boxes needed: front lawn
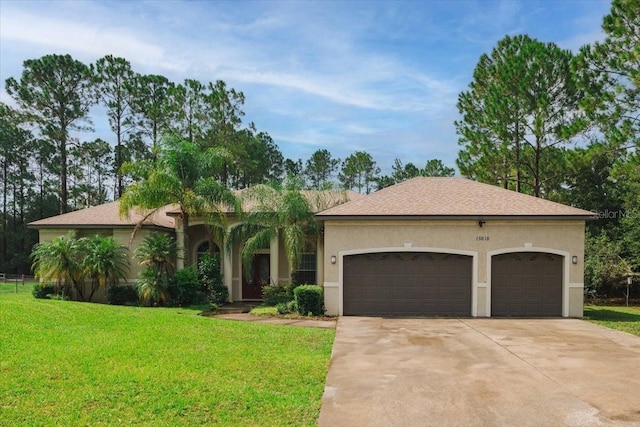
[584,305,640,337]
[0,293,334,426]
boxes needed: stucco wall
[322,219,586,317]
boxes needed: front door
[242,254,270,300]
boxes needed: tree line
[456,0,639,296]
[0,54,452,273]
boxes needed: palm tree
[119,135,241,265]
[227,183,341,281]
[83,235,130,302]
[135,232,177,305]
[30,232,86,299]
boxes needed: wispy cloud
[0,0,615,173]
[1,8,174,69]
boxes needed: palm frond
[283,223,305,274]
[240,227,277,279]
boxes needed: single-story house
[29,177,593,317]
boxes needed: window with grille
[196,241,220,266]
[292,252,316,285]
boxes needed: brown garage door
[343,252,472,316]
[491,252,562,317]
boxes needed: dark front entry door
[242,254,270,300]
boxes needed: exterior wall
[322,219,585,317]
[112,228,166,282]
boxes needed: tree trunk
[60,121,68,213]
[116,114,123,198]
[2,158,7,266]
[534,137,541,198]
[514,121,521,193]
[39,157,45,218]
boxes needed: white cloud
[0,0,614,174]
[0,8,176,72]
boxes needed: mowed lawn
[584,305,640,337]
[0,292,334,426]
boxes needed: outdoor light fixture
[331,255,337,264]
[628,276,633,286]
[572,255,578,264]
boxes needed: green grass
[0,293,335,426]
[584,305,640,337]
[0,280,37,295]
[251,305,280,316]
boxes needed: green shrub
[106,284,139,305]
[276,300,297,315]
[32,283,57,299]
[262,284,291,306]
[208,285,228,306]
[198,253,228,305]
[169,266,205,306]
[286,282,302,299]
[293,285,324,316]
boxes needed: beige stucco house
[30,177,592,317]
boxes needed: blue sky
[0,0,611,175]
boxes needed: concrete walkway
[318,317,640,427]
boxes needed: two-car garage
[317,177,591,318]
[342,251,563,317]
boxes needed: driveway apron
[318,317,640,427]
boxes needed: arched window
[196,241,220,266]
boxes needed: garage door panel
[491,252,562,317]
[344,252,472,316]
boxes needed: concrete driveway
[318,317,640,427]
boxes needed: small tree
[135,232,177,305]
[83,235,130,302]
[30,232,86,299]
[227,184,320,283]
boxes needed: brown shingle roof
[316,177,593,219]
[163,189,365,215]
[28,201,176,229]
[29,189,364,229]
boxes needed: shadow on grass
[584,307,640,322]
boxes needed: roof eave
[27,223,175,230]
[315,214,594,221]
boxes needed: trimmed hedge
[32,283,57,299]
[262,284,291,306]
[106,284,139,305]
[293,285,324,316]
